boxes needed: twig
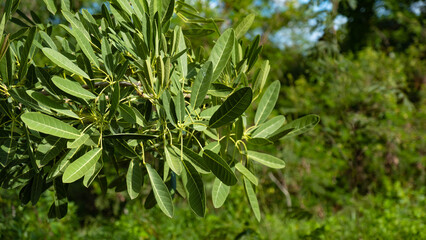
[268,172,292,207]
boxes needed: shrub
[0,0,318,219]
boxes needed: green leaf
[234,13,255,39]
[253,60,270,95]
[47,148,79,180]
[48,179,68,219]
[42,48,90,79]
[35,136,67,167]
[119,104,136,124]
[103,134,157,140]
[212,177,230,208]
[181,146,210,173]
[27,90,80,119]
[174,91,185,123]
[247,150,285,169]
[176,27,188,78]
[244,177,261,221]
[83,160,103,187]
[112,139,138,158]
[31,173,43,205]
[67,21,100,68]
[108,82,120,120]
[190,61,213,109]
[61,0,70,12]
[235,162,258,186]
[209,87,252,128]
[275,114,320,139]
[146,164,174,218]
[62,148,102,183]
[43,0,57,15]
[208,28,235,81]
[252,115,285,139]
[202,150,237,186]
[182,161,205,217]
[10,88,51,113]
[0,138,17,167]
[164,145,183,175]
[52,76,96,100]
[101,37,113,76]
[126,159,143,199]
[21,112,80,139]
[255,80,280,125]
[67,133,90,149]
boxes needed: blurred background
[1,0,425,239]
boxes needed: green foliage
[0,0,318,220]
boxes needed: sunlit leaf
[247,150,285,169]
[42,48,90,79]
[21,112,80,139]
[146,164,174,218]
[62,148,102,183]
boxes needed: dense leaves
[0,0,317,219]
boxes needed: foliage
[0,0,319,220]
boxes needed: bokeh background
[1,0,425,239]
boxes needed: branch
[268,172,292,207]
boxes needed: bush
[0,0,318,221]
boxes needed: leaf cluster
[0,0,318,220]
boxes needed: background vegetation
[1,0,425,239]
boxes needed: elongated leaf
[43,0,57,15]
[108,81,120,120]
[21,112,80,139]
[103,134,157,140]
[175,27,187,78]
[35,137,67,167]
[252,115,285,139]
[126,159,143,199]
[68,23,100,68]
[83,160,103,187]
[174,91,185,123]
[42,48,90,79]
[181,146,210,173]
[67,133,90,149]
[244,177,261,221]
[190,61,213,109]
[202,150,237,186]
[208,28,235,81]
[102,37,113,76]
[119,104,136,124]
[182,161,205,217]
[255,80,280,125]
[27,90,79,119]
[253,60,270,95]
[247,150,285,169]
[62,148,102,183]
[164,145,182,175]
[47,148,79,180]
[31,173,43,205]
[0,138,17,167]
[112,139,138,158]
[235,162,258,186]
[274,114,320,139]
[146,164,174,218]
[48,179,68,219]
[212,177,230,208]
[10,88,51,113]
[234,13,255,39]
[52,76,96,100]
[209,87,252,128]
[61,0,71,12]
